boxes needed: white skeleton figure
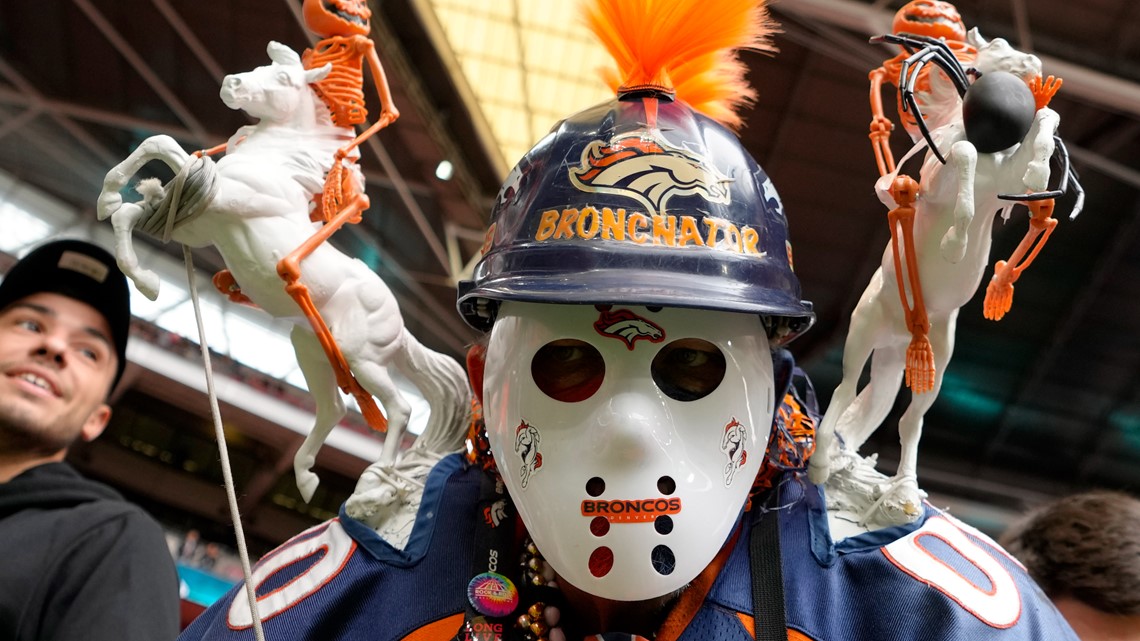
[96,42,470,516]
[809,31,1060,529]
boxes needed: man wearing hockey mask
[455,0,815,637]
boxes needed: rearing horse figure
[809,31,1070,526]
[96,41,470,503]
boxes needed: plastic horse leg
[886,174,935,393]
[277,194,388,432]
[984,198,1058,320]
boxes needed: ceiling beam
[0,56,119,166]
[72,0,211,142]
[149,0,228,83]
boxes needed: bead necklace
[516,537,565,641]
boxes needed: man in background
[0,238,180,640]
[1001,490,1140,641]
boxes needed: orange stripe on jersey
[399,612,464,641]
[656,526,740,641]
[734,613,818,641]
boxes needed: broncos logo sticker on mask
[594,306,665,350]
[569,134,732,216]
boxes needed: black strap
[750,501,788,641]
[456,469,519,641]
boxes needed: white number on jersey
[883,515,1021,628]
[228,520,356,628]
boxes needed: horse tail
[392,329,473,455]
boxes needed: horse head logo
[568,134,732,215]
[594,307,665,350]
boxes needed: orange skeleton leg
[277,193,387,432]
[888,175,935,394]
[983,198,1057,321]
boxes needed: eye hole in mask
[532,339,606,402]
[651,338,726,401]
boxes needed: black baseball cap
[0,239,131,392]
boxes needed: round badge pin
[466,571,519,617]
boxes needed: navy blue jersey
[180,454,1076,641]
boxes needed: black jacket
[0,462,180,641]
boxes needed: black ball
[963,71,1037,153]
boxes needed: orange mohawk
[581,0,777,131]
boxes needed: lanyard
[457,469,521,641]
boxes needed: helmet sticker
[721,418,748,486]
[520,131,768,259]
[514,420,543,488]
[568,133,731,216]
[593,305,665,350]
[761,175,785,218]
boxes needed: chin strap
[750,496,788,641]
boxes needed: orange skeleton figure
[983,74,1064,319]
[276,0,401,431]
[301,0,399,223]
[868,0,975,393]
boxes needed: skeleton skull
[303,0,372,38]
[892,0,967,43]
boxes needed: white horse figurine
[96,41,471,507]
[809,31,1060,527]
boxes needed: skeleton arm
[869,65,898,177]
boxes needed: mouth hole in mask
[590,516,610,537]
[651,338,726,402]
[651,545,676,575]
[532,339,605,402]
[589,546,614,577]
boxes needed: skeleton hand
[1030,74,1063,111]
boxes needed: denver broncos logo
[594,307,665,350]
[569,134,732,215]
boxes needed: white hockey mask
[483,301,776,601]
